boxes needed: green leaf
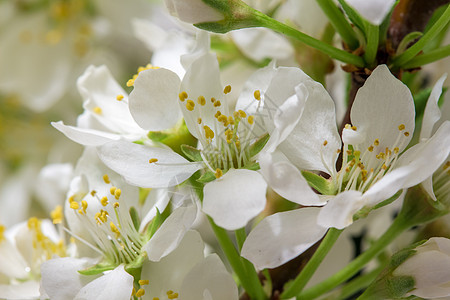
[129,207,140,232]
[338,0,367,34]
[301,170,333,195]
[78,261,116,276]
[248,133,270,158]
[181,144,203,162]
[396,32,423,55]
[197,171,216,184]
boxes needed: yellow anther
[126,79,135,87]
[101,196,109,206]
[110,187,117,195]
[394,147,399,154]
[114,189,122,200]
[248,115,254,125]
[70,201,80,210]
[218,115,227,124]
[110,222,120,237]
[368,145,374,152]
[90,190,97,196]
[444,161,450,169]
[214,100,221,107]
[168,293,179,299]
[215,111,222,118]
[68,195,75,203]
[354,150,361,157]
[149,158,158,164]
[211,97,216,103]
[382,164,387,170]
[136,289,145,297]
[233,111,240,119]
[235,140,240,148]
[238,110,246,118]
[103,174,110,184]
[224,85,232,94]
[254,90,261,100]
[81,200,88,214]
[398,124,405,131]
[139,280,149,285]
[0,225,5,242]
[116,94,124,101]
[78,209,84,215]
[167,291,174,296]
[113,202,119,208]
[93,107,102,114]
[197,96,206,105]
[351,126,357,131]
[51,205,63,224]
[346,150,352,155]
[374,139,380,146]
[179,91,188,102]
[336,149,342,153]
[132,287,136,296]
[404,132,410,137]
[345,167,350,172]
[215,169,223,179]
[204,125,215,140]
[186,100,195,111]
[197,118,202,124]
[344,124,352,129]
[153,298,160,300]
[323,140,328,146]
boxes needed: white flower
[98,35,311,230]
[52,65,148,147]
[343,0,396,25]
[393,237,450,298]
[0,218,67,299]
[242,65,450,269]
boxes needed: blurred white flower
[343,0,396,25]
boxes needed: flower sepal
[78,261,117,276]
[301,170,335,195]
[353,190,403,222]
[181,144,203,162]
[147,121,197,156]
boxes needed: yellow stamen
[213,100,221,107]
[398,124,405,131]
[197,118,202,124]
[93,107,102,114]
[103,174,110,184]
[113,202,119,208]
[323,140,328,146]
[110,222,120,237]
[404,132,410,137]
[186,100,195,111]
[204,125,215,140]
[101,196,108,206]
[374,139,380,146]
[51,205,63,224]
[254,90,261,100]
[139,280,149,285]
[114,189,122,200]
[215,169,223,178]
[197,96,206,105]
[110,187,117,195]
[248,115,254,125]
[179,91,188,102]
[223,85,232,94]
[70,201,79,210]
[116,94,124,101]
[136,289,145,297]
[126,79,135,87]
[149,158,158,164]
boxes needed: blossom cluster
[0,0,449,299]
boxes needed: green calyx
[148,120,197,156]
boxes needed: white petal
[394,251,450,298]
[420,74,447,140]
[281,79,341,175]
[41,257,95,300]
[343,0,396,25]
[317,191,365,229]
[264,84,307,153]
[52,121,120,146]
[132,19,168,51]
[129,68,182,131]
[0,238,29,279]
[179,52,225,139]
[164,0,224,24]
[35,163,73,212]
[98,140,202,188]
[259,152,325,206]
[142,230,204,298]
[231,28,294,61]
[350,65,415,153]
[180,254,239,300]
[75,265,133,300]
[139,188,171,232]
[0,281,40,299]
[203,169,267,230]
[241,208,327,269]
[145,205,197,261]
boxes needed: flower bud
[164,0,224,24]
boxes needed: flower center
[67,174,145,265]
[178,86,262,177]
[434,161,450,201]
[325,123,411,193]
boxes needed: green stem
[401,44,450,69]
[253,12,365,67]
[391,4,450,67]
[297,216,409,300]
[316,0,359,49]
[364,24,379,67]
[208,217,266,300]
[281,228,342,299]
